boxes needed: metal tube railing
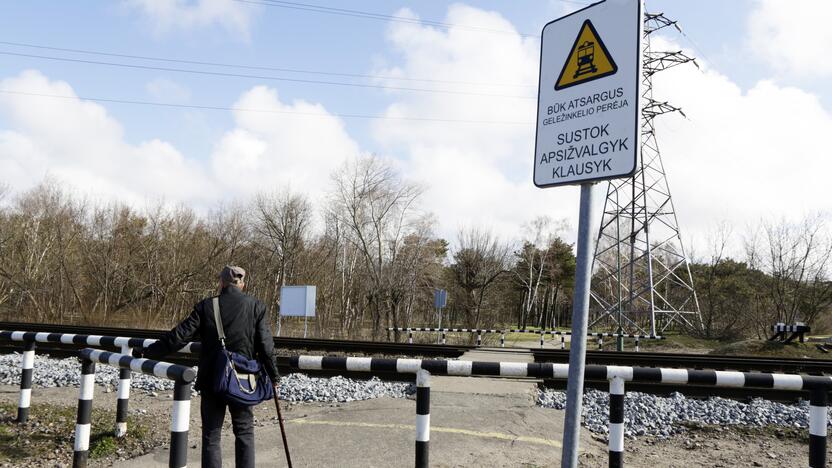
[74,348,196,468]
[290,355,832,467]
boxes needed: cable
[0,51,536,100]
[234,0,548,39]
[0,40,535,89]
[0,89,535,126]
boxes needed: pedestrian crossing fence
[74,348,196,468]
[0,330,198,432]
[290,355,832,468]
[389,327,662,350]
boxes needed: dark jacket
[143,286,279,391]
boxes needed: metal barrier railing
[75,348,196,468]
[0,330,199,434]
[290,355,832,468]
[388,327,663,350]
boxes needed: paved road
[121,349,606,467]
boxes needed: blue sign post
[434,289,447,344]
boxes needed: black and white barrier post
[441,332,446,345]
[608,376,625,468]
[560,336,565,350]
[73,359,95,467]
[634,337,639,352]
[74,349,196,468]
[500,333,505,348]
[170,380,192,468]
[17,339,35,423]
[115,345,132,437]
[539,332,544,349]
[476,332,482,347]
[408,331,413,344]
[415,369,430,468]
[809,388,827,468]
[598,337,603,350]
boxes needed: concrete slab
[118,393,606,467]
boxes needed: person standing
[141,265,279,468]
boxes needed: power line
[234,0,551,39]
[0,40,534,89]
[0,89,534,126]
[0,50,536,100]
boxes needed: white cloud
[371,5,580,242]
[0,70,211,206]
[369,4,832,249]
[124,0,255,38]
[209,86,362,202]
[0,71,361,212]
[145,77,191,102]
[746,0,832,78]
[649,36,832,244]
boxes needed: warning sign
[555,20,618,90]
[533,0,642,188]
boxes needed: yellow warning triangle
[555,19,618,90]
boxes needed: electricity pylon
[589,13,703,337]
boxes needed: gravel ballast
[538,388,826,438]
[0,353,414,402]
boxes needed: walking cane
[274,392,293,468]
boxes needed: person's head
[218,265,246,290]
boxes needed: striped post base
[415,369,430,468]
[115,345,132,437]
[809,389,827,468]
[17,340,35,423]
[73,359,96,468]
[608,376,625,468]
[170,381,192,468]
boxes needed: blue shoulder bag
[212,297,274,406]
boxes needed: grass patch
[710,339,831,359]
[0,401,161,465]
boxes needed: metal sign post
[560,183,597,466]
[434,289,447,344]
[533,0,642,466]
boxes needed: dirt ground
[0,383,828,467]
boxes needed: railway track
[0,321,471,359]
[530,348,832,375]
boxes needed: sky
[0,0,830,255]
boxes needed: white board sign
[534,0,642,187]
[279,285,316,317]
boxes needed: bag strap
[213,296,226,348]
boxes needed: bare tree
[451,227,511,328]
[329,156,425,338]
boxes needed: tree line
[0,157,829,341]
[0,157,575,340]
